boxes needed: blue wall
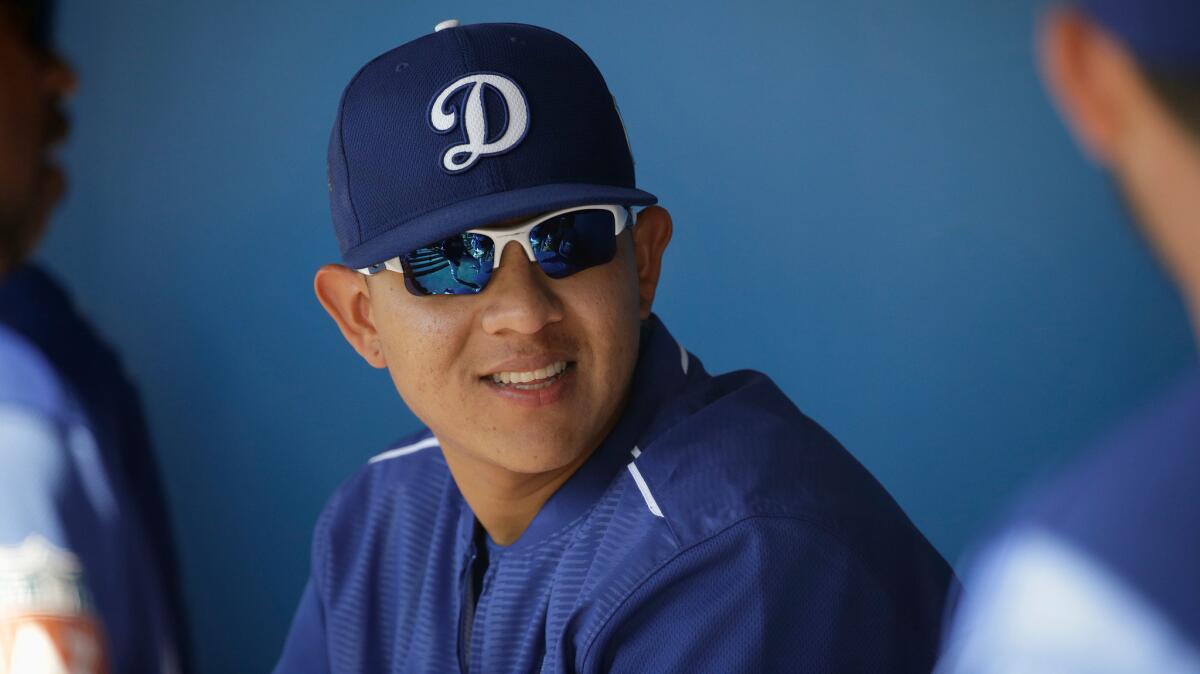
[39,1,1196,671]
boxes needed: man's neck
[440,442,596,547]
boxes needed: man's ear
[313,264,388,368]
[1038,7,1136,165]
[631,206,673,320]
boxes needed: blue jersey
[938,368,1200,672]
[0,264,188,673]
[1024,367,1200,644]
[275,315,954,673]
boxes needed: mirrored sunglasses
[356,204,633,296]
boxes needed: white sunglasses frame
[355,204,633,276]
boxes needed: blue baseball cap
[1079,0,1200,72]
[327,20,658,269]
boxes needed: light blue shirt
[939,527,1200,674]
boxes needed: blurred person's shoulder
[944,367,1200,672]
[0,321,73,424]
[940,525,1200,674]
[0,283,84,507]
[0,321,115,674]
[1019,366,1200,644]
[0,321,78,514]
[1029,366,1200,524]
[0,318,87,551]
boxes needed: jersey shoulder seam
[367,434,440,464]
[311,431,445,598]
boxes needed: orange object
[0,613,107,674]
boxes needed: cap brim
[341,183,658,269]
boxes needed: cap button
[434,19,460,32]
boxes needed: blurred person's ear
[314,264,388,368]
[1038,7,1144,165]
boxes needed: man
[276,20,953,673]
[0,1,189,671]
[939,1,1200,672]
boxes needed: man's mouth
[487,361,573,390]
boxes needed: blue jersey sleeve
[583,517,926,674]
[0,406,115,669]
[0,406,80,548]
[273,580,331,674]
[275,481,343,674]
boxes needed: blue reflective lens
[401,232,495,295]
[530,209,618,279]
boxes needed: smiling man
[274,20,954,673]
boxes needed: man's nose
[479,241,564,336]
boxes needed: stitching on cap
[337,50,397,246]
[336,100,363,246]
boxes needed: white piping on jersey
[626,446,663,518]
[677,341,689,375]
[368,435,440,464]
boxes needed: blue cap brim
[340,183,658,269]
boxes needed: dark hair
[0,0,52,51]
[1143,70,1200,142]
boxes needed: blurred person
[0,1,189,672]
[274,19,954,673]
[939,1,1200,672]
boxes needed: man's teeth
[490,361,568,386]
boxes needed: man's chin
[1,166,65,269]
[485,435,595,477]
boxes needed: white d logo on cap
[430,73,529,173]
